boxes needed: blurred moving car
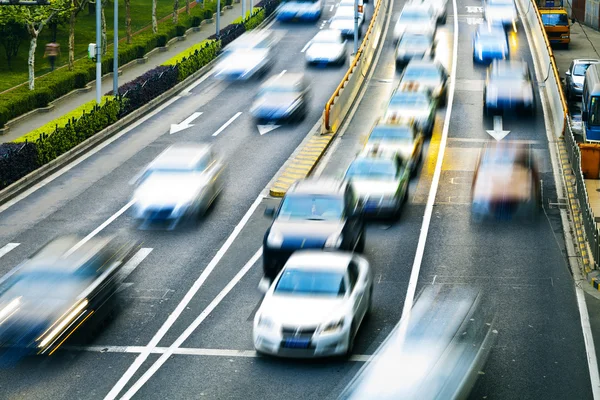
[253,250,373,357]
[393,3,437,43]
[423,0,448,24]
[250,73,310,123]
[344,150,410,219]
[472,23,510,64]
[395,32,436,68]
[330,6,365,38]
[483,59,535,116]
[131,143,225,228]
[276,0,324,22]
[262,178,366,280]
[398,59,448,105]
[484,0,518,31]
[364,122,423,174]
[0,236,138,356]
[565,59,600,100]
[213,31,276,81]
[339,0,365,18]
[471,142,541,221]
[305,29,348,66]
[382,89,437,136]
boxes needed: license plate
[284,338,310,348]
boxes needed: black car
[0,236,138,356]
[263,178,366,280]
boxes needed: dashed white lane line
[65,345,372,362]
[212,112,243,137]
[120,248,153,281]
[120,249,263,400]
[0,243,19,259]
[277,69,287,78]
[330,4,334,11]
[104,192,265,400]
[301,42,311,53]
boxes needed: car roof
[402,3,433,11]
[405,59,442,70]
[313,29,343,41]
[573,59,600,64]
[262,73,305,89]
[285,250,353,272]
[491,59,528,75]
[150,144,212,170]
[288,178,347,195]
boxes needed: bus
[276,0,324,22]
[583,64,600,142]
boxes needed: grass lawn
[0,0,182,93]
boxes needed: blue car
[473,25,509,64]
[276,0,323,22]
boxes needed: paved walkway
[0,2,245,143]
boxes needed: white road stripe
[65,200,136,257]
[212,112,243,137]
[277,69,287,78]
[104,193,265,400]
[120,249,263,400]
[330,4,334,11]
[65,345,372,361]
[120,248,153,281]
[301,42,311,53]
[0,243,19,259]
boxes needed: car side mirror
[565,70,571,76]
[264,206,276,217]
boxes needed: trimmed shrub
[255,0,281,16]
[204,9,214,19]
[170,40,221,82]
[209,23,246,48]
[244,8,266,30]
[117,65,179,116]
[176,24,187,36]
[0,142,39,190]
[13,97,113,143]
[192,16,202,27]
[163,39,219,67]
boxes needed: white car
[213,48,273,81]
[393,3,437,43]
[395,32,435,67]
[420,0,448,23]
[305,29,348,65]
[484,0,518,31]
[339,0,365,18]
[131,144,225,229]
[253,251,373,357]
[330,6,365,38]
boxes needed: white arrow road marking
[486,115,510,141]
[258,125,281,135]
[0,243,19,259]
[212,112,243,137]
[466,6,483,12]
[170,112,203,134]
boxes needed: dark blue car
[473,25,509,64]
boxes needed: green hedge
[13,97,113,143]
[244,8,266,30]
[163,40,220,67]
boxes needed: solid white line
[120,248,153,281]
[120,249,263,400]
[0,96,182,216]
[65,200,136,257]
[398,0,458,331]
[104,194,265,400]
[301,42,311,53]
[277,69,287,78]
[330,4,334,11]
[0,243,19,259]
[212,112,243,137]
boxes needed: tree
[152,0,157,34]
[0,17,28,68]
[67,0,89,70]
[101,0,106,55]
[186,0,190,14]
[125,0,131,44]
[173,0,179,24]
[0,1,70,90]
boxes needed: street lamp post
[96,0,101,104]
[353,0,358,55]
[242,0,246,19]
[216,0,221,36]
[114,0,119,95]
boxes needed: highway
[0,0,595,398]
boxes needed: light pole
[242,0,246,19]
[114,0,119,95]
[353,0,358,55]
[216,0,221,36]
[96,0,102,104]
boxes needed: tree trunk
[101,2,107,56]
[173,0,179,24]
[126,0,132,44]
[69,6,76,70]
[186,0,190,14]
[28,35,37,91]
[152,0,158,34]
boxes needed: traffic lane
[131,354,361,400]
[0,351,149,400]
[414,203,592,399]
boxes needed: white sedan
[253,250,373,358]
[305,29,347,66]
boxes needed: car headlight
[320,319,344,334]
[267,230,284,248]
[324,233,343,248]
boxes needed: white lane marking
[301,41,311,53]
[170,112,203,134]
[120,249,263,400]
[65,345,372,361]
[64,200,136,257]
[0,243,19,259]
[515,0,600,394]
[104,194,265,400]
[398,0,458,338]
[277,69,287,78]
[330,4,334,11]
[212,112,243,137]
[0,96,182,216]
[120,248,153,281]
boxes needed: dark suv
[262,178,366,280]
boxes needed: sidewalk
[0,2,245,143]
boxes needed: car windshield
[261,85,298,95]
[278,194,344,220]
[492,64,526,80]
[541,13,568,26]
[346,158,398,180]
[314,33,342,44]
[369,126,413,140]
[274,269,346,297]
[400,35,431,47]
[399,9,430,22]
[6,270,89,300]
[573,63,595,76]
[478,34,506,47]
[590,97,600,127]
[389,93,429,108]
[403,66,439,80]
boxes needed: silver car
[213,31,276,80]
[131,144,225,228]
[330,6,364,38]
[395,32,436,68]
[382,89,437,136]
[484,0,518,31]
[565,59,600,100]
[305,29,348,66]
[393,3,437,43]
[250,73,310,123]
[398,59,448,105]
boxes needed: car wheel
[345,321,356,357]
